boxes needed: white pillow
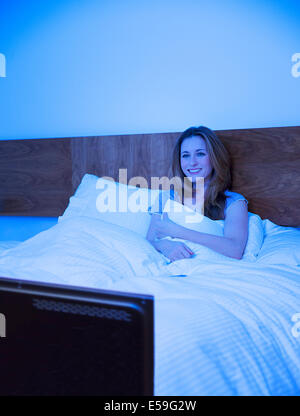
[161,199,264,261]
[256,220,300,266]
[244,213,265,260]
[217,212,264,261]
[163,199,223,235]
[59,174,164,237]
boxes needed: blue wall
[0,0,300,140]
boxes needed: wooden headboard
[0,126,299,227]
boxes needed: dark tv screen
[0,276,153,396]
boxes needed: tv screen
[0,276,153,396]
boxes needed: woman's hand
[155,238,194,263]
[151,213,182,239]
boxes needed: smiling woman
[171,126,232,219]
[146,126,249,261]
[180,137,213,184]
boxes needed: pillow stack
[60,174,266,262]
[59,174,165,237]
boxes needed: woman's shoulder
[224,190,248,210]
[224,190,246,200]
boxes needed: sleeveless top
[224,190,248,214]
[148,189,248,216]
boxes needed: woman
[146,126,249,262]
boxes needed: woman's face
[180,136,213,183]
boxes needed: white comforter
[0,216,300,396]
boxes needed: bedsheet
[0,241,21,255]
[0,216,300,396]
[113,265,300,395]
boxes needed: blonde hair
[171,126,231,220]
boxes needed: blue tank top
[224,190,248,213]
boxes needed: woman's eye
[181,152,205,158]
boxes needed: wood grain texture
[70,133,179,191]
[216,127,300,226]
[0,138,73,216]
[0,126,299,226]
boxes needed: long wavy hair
[171,126,232,220]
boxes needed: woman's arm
[146,214,194,261]
[153,200,249,260]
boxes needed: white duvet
[0,216,300,396]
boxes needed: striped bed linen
[0,215,299,395]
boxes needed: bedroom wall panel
[0,138,73,216]
[0,127,299,226]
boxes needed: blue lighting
[0,0,299,139]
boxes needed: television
[0,276,154,396]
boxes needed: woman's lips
[187,168,202,174]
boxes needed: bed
[0,126,300,396]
